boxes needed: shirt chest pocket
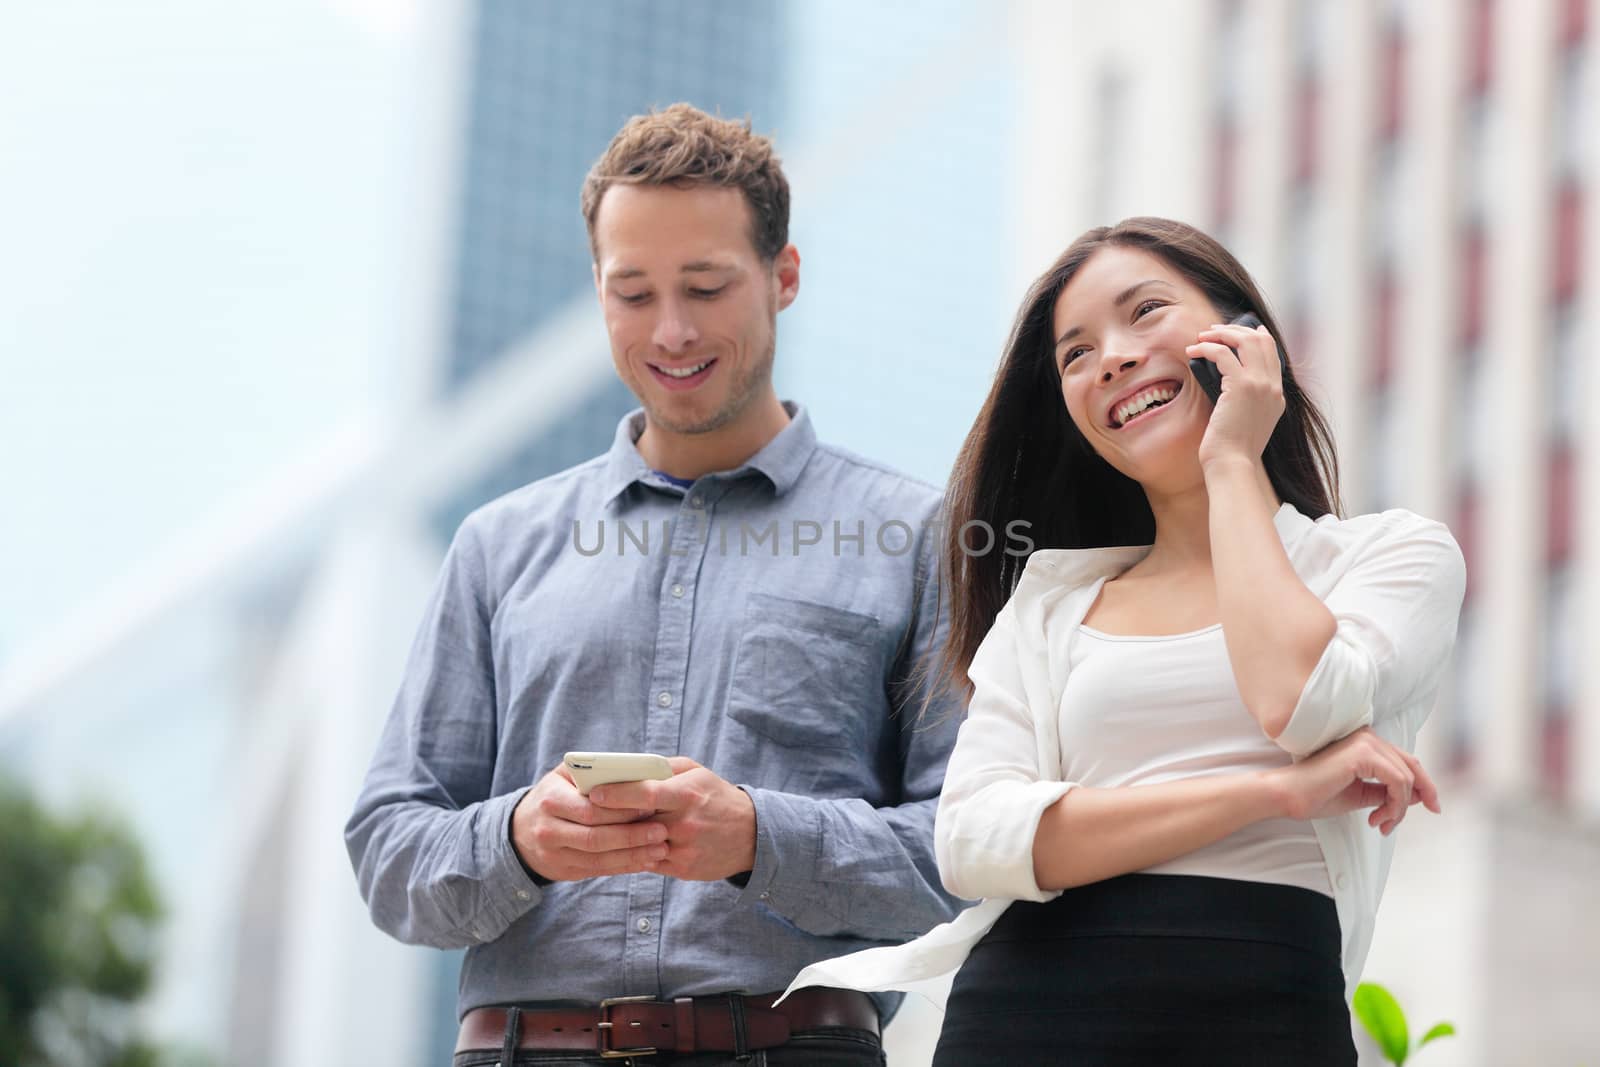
[725,593,886,756]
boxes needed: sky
[0,0,432,664]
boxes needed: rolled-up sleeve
[344,518,542,948]
[1275,517,1467,758]
[934,598,1076,904]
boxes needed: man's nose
[652,301,699,352]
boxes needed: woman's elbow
[938,853,998,902]
[1250,652,1326,739]
[1258,698,1298,740]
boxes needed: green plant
[1353,981,1456,1065]
[0,771,177,1066]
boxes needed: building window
[1377,20,1405,140]
[1211,0,1244,236]
[1285,188,1318,366]
[1552,303,1581,441]
[1455,482,1480,603]
[1555,43,1589,177]
[1459,223,1487,347]
[1542,564,1576,803]
[1455,352,1490,488]
[1213,118,1238,233]
[1552,179,1583,304]
[1371,264,1398,389]
[1547,441,1576,565]
[1450,605,1480,774]
[1293,75,1320,185]
[1459,95,1493,222]
[1372,139,1406,264]
[1561,0,1588,46]
[1542,713,1571,804]
[1366,390,1395,512]
[1467,0,1494,93]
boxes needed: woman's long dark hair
[928,217,1342,705]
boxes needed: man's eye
[689,286,726,299]
[618,292,649,305]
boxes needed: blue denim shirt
[345,403,965,1018]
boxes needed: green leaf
[1353,983,1411,1065]
[1418,1022,1456,1048]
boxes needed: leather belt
[455,987,878,1059]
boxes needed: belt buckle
[598,995,659,1059]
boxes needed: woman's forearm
[1205,457,1337,737]
[1032,771,1288,891]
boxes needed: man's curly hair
[581,103,790,262]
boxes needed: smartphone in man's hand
[563,751,673,796]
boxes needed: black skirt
[933,874,1357,1066]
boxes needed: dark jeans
[451,1027,884,1067]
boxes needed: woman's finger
[1398,748,1442,814]
[1194,324,1265,373]
[1361,741,1414,832]
[1185,341,1246,387]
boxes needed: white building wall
[1006,2,1600,1063]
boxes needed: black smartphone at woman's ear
[1188,312,1289,404]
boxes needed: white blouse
[1064,623,1331,896]
[784,503,1465,1008]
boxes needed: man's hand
[510,764,669,882]
[589,758,757,881]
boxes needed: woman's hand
[1270,727,1441,835]
[1188,322,1286,471]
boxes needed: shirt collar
[600,400,817,507]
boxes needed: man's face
[592,184,799,437]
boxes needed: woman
[784,218,1465,1063]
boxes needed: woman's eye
[1062,346,1089,368]
[1133,299,1164,319]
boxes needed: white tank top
[1060,622,1333,897]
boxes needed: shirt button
[657,691,673,708]
[671,584,685,598]
[1335,873,1350,891]
[636,918,652,933]
[759,892,769,900]
[516,889,531,901]
[688,494,704,508]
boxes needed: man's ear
[773,244,801,311]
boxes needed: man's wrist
[507,791,552,887]
[733,783,758,877]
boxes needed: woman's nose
[1099,354,1142,383]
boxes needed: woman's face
[1051,245,1224,488]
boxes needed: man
[346,104,964,1066]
